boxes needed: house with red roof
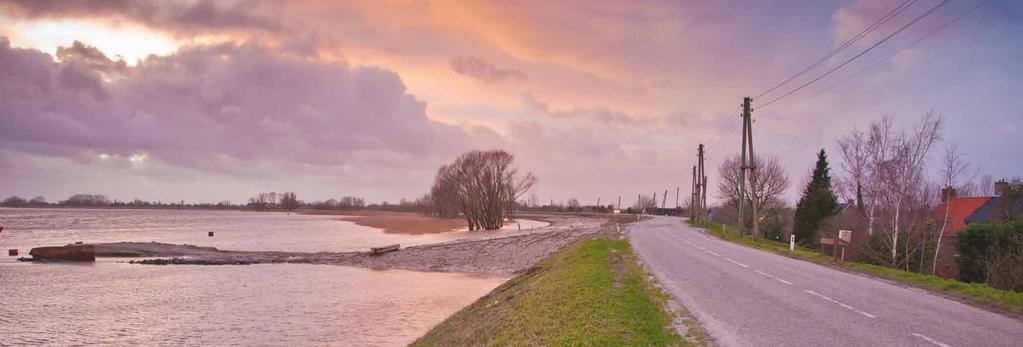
[932,195,989,278]
[932,180,1021,279]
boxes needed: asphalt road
[629,216,1023,347]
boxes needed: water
[0,208,548,253]
[0,208,533,346]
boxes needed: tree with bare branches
[431,150,537,230]
[933,142,970,274]
[717,154,790,237]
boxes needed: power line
[759,0,952,109]
[797,0,992,105]
[753,0,919,99]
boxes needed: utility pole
[662,189,667,209]
[696,144,707,223]
[691,165,697,219]
[738,97,759,239]
[617,196,621,209]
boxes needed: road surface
[629,216,1023,346]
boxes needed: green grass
[412,236,706,346]
[687,219,1023,314]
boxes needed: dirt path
[117,214,612,275]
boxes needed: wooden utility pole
[662,190,667,209]
[738,97,759,239]
[617,196,621,209]
[696,144,707,222]
[691,165,697,219]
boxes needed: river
[0,208,542,346]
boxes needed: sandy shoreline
[80,213,617,275]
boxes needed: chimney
[940,186,957,203]
[994,180,1009,196]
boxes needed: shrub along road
[629,216,1023,346]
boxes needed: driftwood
[28,244,96,261]
[370,244,400,255]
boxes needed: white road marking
[804,290,876,319]
[705,250,721,257]
[697,246,706,251]
[753,269,793,285]
[725,258,749,268]
[911,333,951,347]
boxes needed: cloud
[0,0,280,36]
[450,56,527,84]
[0,38,473,187]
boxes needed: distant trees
[430,150,537,230]
[793,150,838,246]
[61,194,112,206]
[632,195,657,211]
[2,196,28,207]
[280,192,299,210]
[716,154,790,237]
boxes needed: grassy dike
[687,219,1023,315]
[412,232,707,346]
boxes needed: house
[931,194,990,278]
[931,180,1022,279]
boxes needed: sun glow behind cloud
[2,14,178,64]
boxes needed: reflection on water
[0,208,522,346]
[0,260,505,346]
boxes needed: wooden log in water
[29,244,95,261]
[369,244,400,255]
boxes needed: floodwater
[0,208,536,346]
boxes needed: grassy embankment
[687,219,1023,315]
[413,231,707,346]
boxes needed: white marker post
[789,234,795,251]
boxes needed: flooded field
[0,208,529,346]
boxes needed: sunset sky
[1,0,1021,206]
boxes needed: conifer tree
[793,149,838,246]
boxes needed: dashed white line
[704,250,721,257]
[911,333,951,347]
[804,290,876,319]
[724,258,749,268]
[753,269,793,285]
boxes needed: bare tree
[431,150,537,230]
[838,129,870,210]
[887,112,942,266]
[978,175,994,196]
[717,154,789,235]
[933,142,970,274]
[844,113,943,268]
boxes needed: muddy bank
[113,214,615,275]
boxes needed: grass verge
[687,219,1023,315]
[412,234,706,346]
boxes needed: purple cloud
[450,56,527,85]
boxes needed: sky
[1,0,1021,206]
